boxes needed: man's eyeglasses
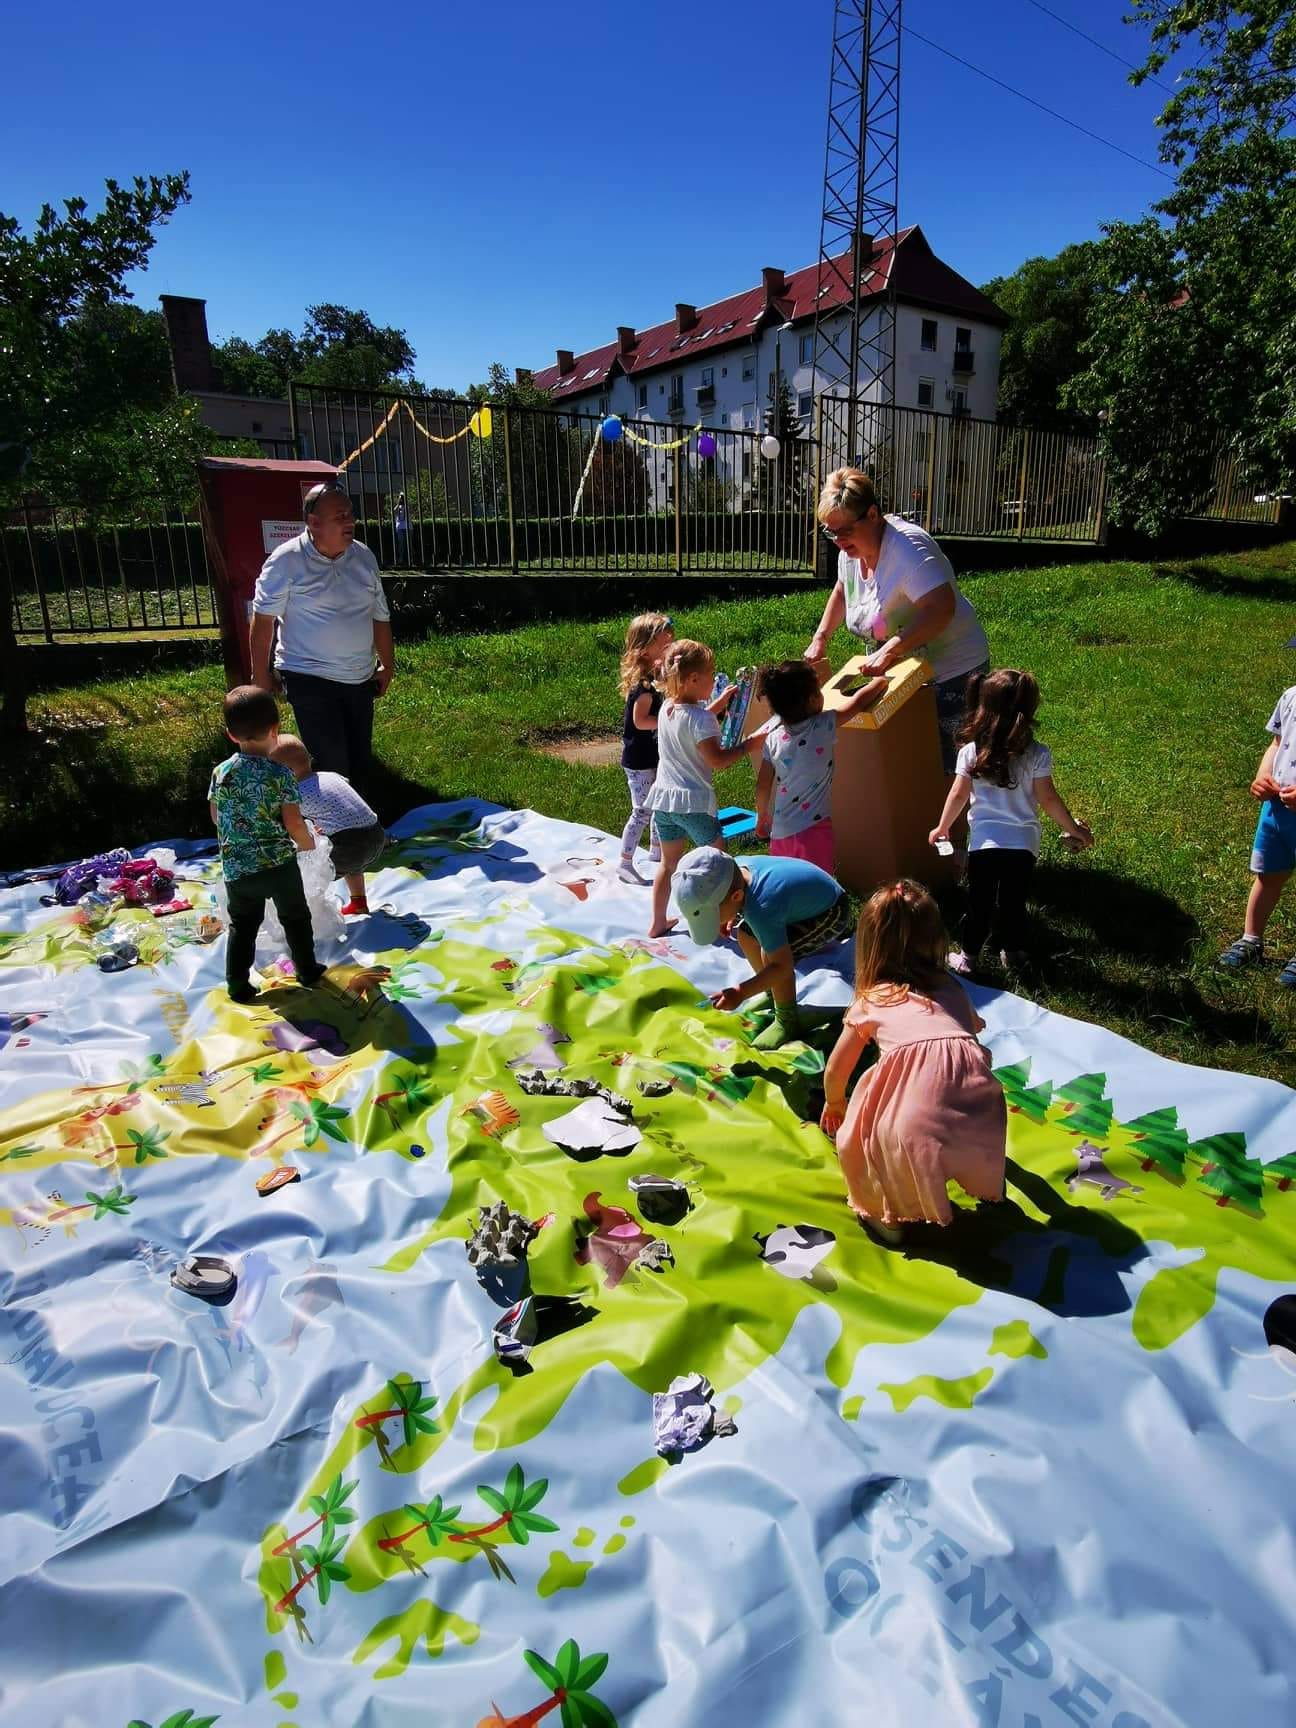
[821,522,857,544]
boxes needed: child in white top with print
[270,734,386,917]
[929,669,1092,975]
[646,639,762,937]
[754,659,884,873]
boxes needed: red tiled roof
[530,227,1008,395]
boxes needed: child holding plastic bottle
[929,668,1092,976]
[645,639,761,937]
[821,879,1007,1245]
[270,733,386,916]
[617,612,675,884]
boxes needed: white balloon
[760,434,781,460]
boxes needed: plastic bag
[211,832,347,970]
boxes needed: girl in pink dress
[821,879,1007,1243]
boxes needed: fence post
[1016,429,1031,540]
[0,533,26,735]
[21,500,54,644]
[673,445,683,577]
[502,406,518,574]
[924,413,936,533]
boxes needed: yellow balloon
[469,406,493,440]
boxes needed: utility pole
[810,0,902,472]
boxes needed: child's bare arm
[755,758,775,838]
[631,691,659,732]
[209,800,218,828]
[697,734,758,773]
[821,1020,868,1135]
[1252,739,1282,800]
[1036,775,1092,848]
[836,676,888,723]
[929,775,971,843]
[706,684,737,716]
[282,804,316,851]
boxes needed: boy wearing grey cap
[674,847,851,1047]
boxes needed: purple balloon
[697,432,717,459]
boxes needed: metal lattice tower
[810,0,901,469]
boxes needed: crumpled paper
[629,1173,693,1226]
[652,1372,737,1459]
[542,1096,641,1160]
[493,1297,537,1366]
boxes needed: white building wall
[553,303,1003,510]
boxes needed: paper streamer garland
[338,401,493,472]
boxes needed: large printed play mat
[2,800,1295,1728]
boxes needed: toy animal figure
[1067,1141,1143,1203]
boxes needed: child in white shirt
[645,640,762,937]
[929,669,1091,974]
[270,734,386,916]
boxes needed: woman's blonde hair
[660,638,715,700]
[816,467,880,526]
[619,612,673,698]
[854,878,949,1007]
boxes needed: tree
[1263,1152,1296,1193]
[0,172,191,493]
[1069,3,1296,532]
[211,303,426,398]
[1053,1073,1113,1141]
[1125,1107,1190,1179]
[753,378,807,512]
[1191,1131,1264,1209]
[980,243,1103,430]
[993,1059,1053,1125]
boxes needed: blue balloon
[600,415,623,443]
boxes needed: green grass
[3,543,1295,1082]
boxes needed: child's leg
[620,769,655,862]
[648,837,688,936]
[267,859,325,983]
[993,851,1035,955]
[750,945,800,1048]
[224,873,266,997]
[960,852,997,957]
[1245,871,1288,940]
[343,871,368,903]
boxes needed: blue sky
[2,0,1183,390]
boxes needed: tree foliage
[1070,2,1296,531]
[211,303,424,396]
[981,242,1103,431]
[0,173,191,496]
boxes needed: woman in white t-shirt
[929,669,1093,973]
[806,467,990,770]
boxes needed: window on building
[955,326,971,351]
[669,374,684,408]
[951,387,969,416]
[701,366,714,388]
[741,451,753,483]
[799,333,813,365]
[720,412,729,426]
[917,377,935,409]
[742,355,756,382]
[797,393,812,419]
[597,395,608,416]
[921,318,938,351]
[638,384,648,408]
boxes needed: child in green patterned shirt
[209,686,326,1003]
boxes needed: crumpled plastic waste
[541,1095,641,1160]
[493,1296,537,1366]
[211,831,345,966]
[514,1069,623,1109]
[652,1372,737,1460]
[95,942,140,974]
[629,1173,693,1225]
[755,1223,836,1281]
[47,848,132,906]
[574,1191,675,1290]
[636,1079,674,1098]
[170,1254,237,1301]
[101,857,176,906]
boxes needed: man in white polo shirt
[249,483,394,784]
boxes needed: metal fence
[290,385,817,576]
[3,500,214,641]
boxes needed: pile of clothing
[45,851,177,908]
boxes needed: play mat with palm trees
[1,801,1294,1728]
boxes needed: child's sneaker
[1279,957,1296,989]
[947,948,974,977]
[341,897,369,917]
[228,981,259,1005]
[1218,935,1264,971]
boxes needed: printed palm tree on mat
[479,1642,616,1727]
[271,1473,358,1557]
[47,1185,136,1225]
[215,1059,283,1095]
[0,1144,37,1163]
[118,1127,170,1164]
[377,1464,557,1581]
[273,1527,350,1617]
[354,1379,439,1463]
[122,1054,166,1093]
[127,1712,219,1728]
[260,1098,349,1157]
[373,1071,438,1130]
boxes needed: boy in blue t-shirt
[674,847,851,1047]
[1219,683,1296,984]
[209,686,326,1003]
